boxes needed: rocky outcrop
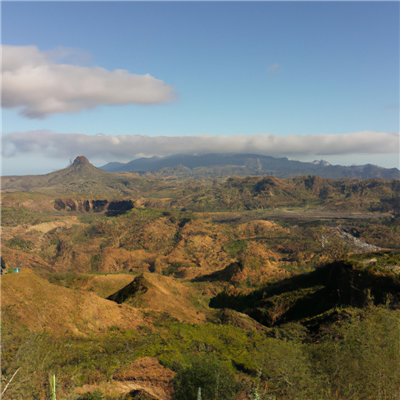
[54,199,134,213]
[113,357,176,400]
[107,274,150,304]
[194,262,244,282]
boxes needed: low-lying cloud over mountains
[3,130,399,164]
[2,45,177,119]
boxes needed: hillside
[1,268,147,336]
[210,257,400,330]
[100,153,400,179]
[1,156,141,197]
[107,273,208,323]
[159,175,400,214]
[2,159,399,216]
[2,158,400,400]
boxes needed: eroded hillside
[2,160,400,399]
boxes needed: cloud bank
[3,131,399,163]
[2,45,177,119]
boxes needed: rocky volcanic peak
[61,155,100,176]
[71,156,90,166]
[0,154,140,196]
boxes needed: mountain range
[2,156,399,216]
[100,153,400,179]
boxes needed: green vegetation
[6,237,34,252]
[78,390,105,400]
[2,305,399,399]
[2,163,400,399]
[210,259,400,328]
[1,206,52,227]
[172,355,239,400]
[78,214,109,224]
[48,273,91,289]
[90,254,103,271]
[224,240,247,257]
[156,176,400,214]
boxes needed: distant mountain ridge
[100,153,400,179]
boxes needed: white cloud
[3,130,399,164]
[267,63,281,73]
[2,45,178,119]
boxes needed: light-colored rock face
[74,357,176,400]
[26,216,80,233]
[113,357,176,400]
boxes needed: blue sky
[2,1,399,175]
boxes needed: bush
[6,237,33,252]
[224,240,247,257]
[173,355,240,400]
[90,255,103,271]
[310,306,400,399]
[78,390,104,400]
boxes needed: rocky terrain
[1,156,400,400]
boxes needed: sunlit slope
[47,271,209,324]
[107,273,208,323]
[1,268,146,335]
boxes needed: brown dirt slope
[107,273,207,323]
[72,274,140,298]
[1,268,146,335]
[1,246,56,272]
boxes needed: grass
[1,206,52,227]
[2,262,400,399]
[47,273,92,289]
[3,305,399,399]
[224,240,248,257]
[2,182,400,399]
[5,237,34,252]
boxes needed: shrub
[224,240,247,257]
[310,306,400,398]
[173,355,240,400]
[91,255,103,271]
[6,237,33,252]
[78,390,104,400]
